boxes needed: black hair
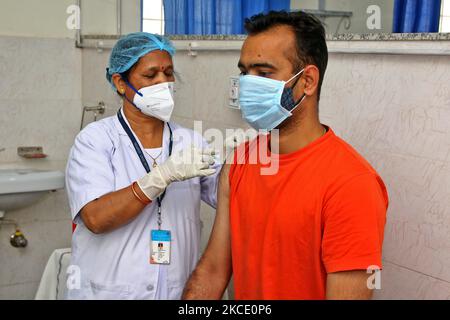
[115,69,131,96]
[120,69,131,82]
[244,10,328,99]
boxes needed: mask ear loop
[290,93,307,114]
[121,78,142,111]
[123,79,143,97]
[286,69,307,113]
[285,68,305,85]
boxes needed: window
[440,0,450,32]
[142,0,164,35]
[142,0,289,35]
[144,1,449,35]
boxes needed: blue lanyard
[117,109,173,214]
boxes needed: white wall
[321,52,450,299]
[0,0,76,38]
[0,36,81,299]
[0,0,141,38]
[0,0,141,300]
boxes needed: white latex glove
[137,145,216,201]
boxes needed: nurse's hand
[137,145,216,201]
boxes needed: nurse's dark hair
[115,69,131,96]
[120,69,131,81]
[244,10,328,100]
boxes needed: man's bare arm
[326,270,375,300]
[182,162,232,300]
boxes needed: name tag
[150,230,171,265]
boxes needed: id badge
[150,230,171,265]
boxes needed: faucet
[80,102,106,130]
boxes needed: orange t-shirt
[229,128,388,300]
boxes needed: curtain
[163,0,290,35]
[393,0,442,33]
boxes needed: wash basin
[0,169,65,214]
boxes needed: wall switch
[229,76,240,109]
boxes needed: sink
[0,169,65,216]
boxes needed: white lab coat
[65,109,221,300]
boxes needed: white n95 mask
[125,81,175,122]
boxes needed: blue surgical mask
[239,69,306,131]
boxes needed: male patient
[183,11,388,300]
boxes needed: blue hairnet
[106,32,176,88]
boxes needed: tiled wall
[0,36,81,299]
[320,53,450,299]
[0,0,141,299]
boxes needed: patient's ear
[302,65,320,97]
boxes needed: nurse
[65,32,221,299]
